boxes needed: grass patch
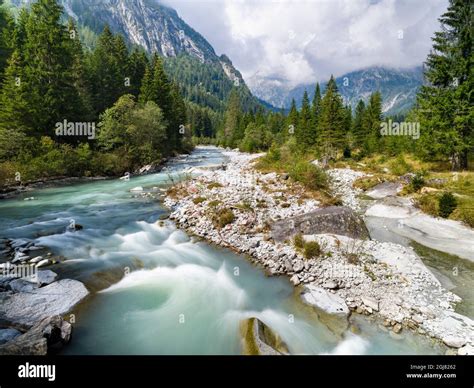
[207,182,223,190]
[303,241,321,260]
[192,196,206,204]
[212,208,235,228]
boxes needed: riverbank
[164,148,474,355]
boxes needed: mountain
[6,0,264,112]
[248,66,424,116]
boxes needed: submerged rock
[240,318,289,355]
[271,206,370,242]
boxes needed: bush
[293,233,304,249]
[416,193,438,216]
[303,241,321,259]
[389,155,412,176]
[193,197,206,204]
[289,160,328,191]
[410,172,425,192]
[439,192,457,218]
[212,208,235,228]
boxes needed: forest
[0,0,471,188]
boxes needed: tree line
[0,0,190,182]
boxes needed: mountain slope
[7,0,266,112]
[249,66,424,116]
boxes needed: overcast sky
[160,0,448,87]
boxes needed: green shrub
[293,233,304,249]
[439,192,457,218]
[416,193,439,216]
[303,241,321,259]
[389,155,412,176]
[193,197,206,204]
[410,172,425,192]
[289,160,328,190]
[212,208,235,228]
[207,182,223,189]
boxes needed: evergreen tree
[416,0,473,169]
[318,75,346,155]
[352,99,366,149]
[128,48,148,97]
[88,25,128,115]
[0,0,14,78]
[221,89,242,147]
[363,92,383,153]
[286,98,299,140]
[297,90,313,148]
[311,82,322,131]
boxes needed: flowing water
[0,147,443,355]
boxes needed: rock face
[0,279,89,330]
[271,206,370,242]
[0,315,72,355]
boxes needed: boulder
[7,279,38,293]
[0,328,22,344]
[442,336,466,349]
[457,344,474,356]
[366,182,403,199]
[271,206,369,242]
[0,279,89,329]
[240,318,289,355]
[0,315,72,355]
[36,270,58,286]
[301,285,349,318]
[361,296,379,312]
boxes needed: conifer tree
[297,90,313,148]
[286,98,299,140]
[318,76,345,155]
[416,0,473,169]
[352,99,366,149]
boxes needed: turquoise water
[0,147,442,355]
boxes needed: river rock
[35,259,50,268]
[36,270,58,286]
[442,336,466,349]
[0,328,21,344]
[293,259,304,273]
[361,296,379,312]
[271,206,370,242]
[366,182,403,199]
[301,285,349,318]
[0,315,72,355]
[7,279,38,293]
[0,279,89,329]
[240,318,289,355]
[29,256,44,264]
[457,344,474,355]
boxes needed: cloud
[160,0,448,86]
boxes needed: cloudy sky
[161,0,448,87]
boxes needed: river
[0,147,443,355]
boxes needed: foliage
[438,192,457,218]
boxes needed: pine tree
[297,90,313,148]
[128,48,148,97]
[311,83,322,130]
[0,0,14,79]
[286,98,299,140]
[363,92,382,153]
[88,25,128,115]
[0,0,81,138]
[416,0,473,169]
[222,89,242,147]
[352,99,366,149]
[318,75,346,156]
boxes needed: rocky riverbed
[0,238,89,354]
[164,149,474,355]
